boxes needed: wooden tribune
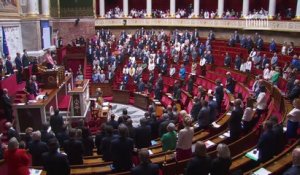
[112,89,130,104]
[133,92,149,110]
[13,74,72,132]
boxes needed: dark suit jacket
[186,156,211,175]
[229,107,243,138]
[22,55,30,67]
[111,137,134,171]
[198,107,210,128]
[2,95,12,112]
[5,60,14,74]
[134,125,152,149]
[287,85,300,101]
[63,138,84,165]
[283,165,300,175]
[28,140,49,166]
[50,114,64,134]
[7,128,20,141]
[191,102,201,121]
[15,56,22,70]
[210,157,232,175]
[257,130,276,163]
[42,151,70,175]
[99,135,117,161]
[215,85,224,104]
[131,162,160,175]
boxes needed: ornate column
[123,0,129,17]
[41,0,50,17]
[194,0,200,17]
[242,0,249,18]
[146,0,152,17]
[268,0,276,19]
[99,0,105,17]
[27,0,39,16]
[170,0,175,17]
[217,0,224,18]
[296,0,300,19]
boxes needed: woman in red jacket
[4,137,31,175]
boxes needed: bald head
[139,148,150,164]
[8,137,19,150]
[195,141,207,157]
[32,130,41,141]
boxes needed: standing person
[210,144,232,175]
[22,49,30,68]
[255,85,268,121]
[42,138,70,175]
[283,148,300,175]
[185,141,211,175]
[63,129,84,165]
[176,117,194,161]
[50,109,64,135]
[225,72,235,94]
[44,50,55,69]
[257,121,276,163]
[28,131,49,166]
[1,88,13,121]
[5,55,14,75]
[228,99,243,141]
[161,123,177,152]
[111,124,134,172]
[214,79,224,113]
[131,148,159,175]
[15,52,23,83]
[286,98,300,139]
[4,137,30,175]
[134,118,152,149]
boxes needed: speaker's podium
[68,80,90,119]
[13,74,73,132]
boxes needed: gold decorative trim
[293,16,300,20]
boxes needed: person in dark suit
[228,99,243,141]
[157,73,163,90]
[187,75,194,95]
[107,114,118,129]
[50,109,64,134]
[131,148,159,175]
[225,72,235,94]
[191,97,201,121]
[40,123,55,144]
[197,100,210,130]
[257,120,276,163]
[287,80,300,101]
[29,75,39,97]
[186,141,211,175]
[86,45,94,64]
[283,147,300,175]
[5,122,20,141]
[210,144,232,175]
[42,138,70,175]
[137,78,145,92]
[99,125,116,161]
[134,118,152,149]
[5,56,14,75]
[214,80,224,113]
[154,82,162,100]
[15,53,23,83]
[269,116,286,155]
[22,49,30,67]
[111,124,134,171]
[28,131,48,166]
[2,89,13,121]
[76,129,94,157]
[63,129,84,165]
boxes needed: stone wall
[51,18,95,45]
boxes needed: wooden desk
[69,80,90,118]
[90,82,113,97]
[112,89,130,104]
[13,74,72,132]
[133,92,149,110]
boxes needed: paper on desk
[151,140,157,146]
[36,95,45,100]
[103,102,110,106]
[252,168,271,175]
[245,149,259,161]
[223,131,230,138]
[29,169,42,175]
[193,123,199,128]
[204,140,216,148]
[212,122,220,128]
[148,150,153,155]
[219,135,225,139]
[226,112,232,116]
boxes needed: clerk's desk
[133,92,150,110]
[13,74,73,132]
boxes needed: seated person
[92,70,100,83]
[75,69,84,81]
[99,70,106,83]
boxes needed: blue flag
[2,27,9,57]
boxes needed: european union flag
[2,27,9,57]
